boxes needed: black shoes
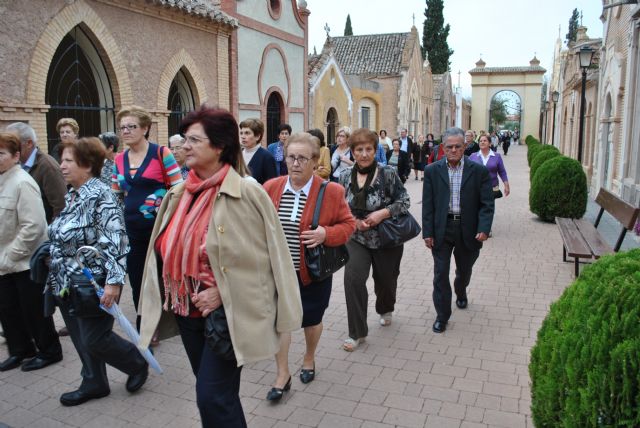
[0,354,34,372]
[300,364,315,384]
[432,320,447,333]
[266,376,292,402]
[60,389,110,406]
[126,365,149,393]
[456,298,468,309]
[21,355,63,372]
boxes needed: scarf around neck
[350,160,378,211]
[160,164,230,316]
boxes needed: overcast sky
[306,0,604,97]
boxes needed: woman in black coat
[385,138,410,183]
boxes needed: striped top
[277,190,307,270]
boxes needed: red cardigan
[263,175,356,285]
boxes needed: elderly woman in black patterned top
[48,138,148,406]
[338,129,410,352]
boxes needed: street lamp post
[551,91,559,146]
[544,101,550,144]
[577,46,595,163]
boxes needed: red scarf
[160,164,230,316]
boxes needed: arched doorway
[167,68,195,138]
[326,108,338,146]
[266,92,284,145]
[489,90,521,132]
[45,25,115,152]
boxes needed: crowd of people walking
[0,106,512,426]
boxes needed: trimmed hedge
[530,248,640,427]
[527,142,544,166]
[529,156,587,222]
[530,146,561,181]
[525,135,538,145]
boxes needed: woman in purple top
[469,134,510,198]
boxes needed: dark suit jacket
[422,156,494,250]
[29,150,67,224]
[386,150,410,182]
[247,147,278,185]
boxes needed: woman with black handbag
[47,138,148,406]
[138,106,302,427]
[263,132,355,399]
[338,129,412,352]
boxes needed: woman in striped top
[112,106,183,333]
[263,132,355,401]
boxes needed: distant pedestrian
[379,129,392,152]
[168,134,190,179]
[502,132,511,155]
[267,123,292,176]
[469,134,510,199]
[98,132,119,186]
[239,118,277,184]
[422,127,494,334]
[330,127,354,182]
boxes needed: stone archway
[469,57,545,139]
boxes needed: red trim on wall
[291,0,306,28]
[235,15,305,46]
[267,0,282,20]
[257,43,291,106]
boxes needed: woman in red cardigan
[263,132,355,401]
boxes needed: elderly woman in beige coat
[138,106,302,428]
[0,131,62,372]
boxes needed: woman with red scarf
[138,106,302,427]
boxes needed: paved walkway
[0,144,602,428]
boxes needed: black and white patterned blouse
[339,165,410,249]
[47,177,128,296]
[277,190,308,270]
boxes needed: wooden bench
[556,188,640,277]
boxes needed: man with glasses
[168,134,189,179]
[422,127,494,333]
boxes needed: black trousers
[344,240,404,340]
[0,270,61,359]
[127,235,149,330]
[175,315,246,428]
[58,298,147,394]
[431,219,480,323]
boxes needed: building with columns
[0,0,238,151]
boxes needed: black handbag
[493,186,503,199]
[304,181,350,281]
[68,273,106,318]
[204,306,236,361]
[376,168,422,248]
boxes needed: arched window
[266,92,284,144]
[326,108,338,145]
[167,68,195,138]
[45,26,115,153]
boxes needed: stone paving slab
[0,145,586,427]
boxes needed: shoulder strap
[311,181,328,229]
[156,144,170,189]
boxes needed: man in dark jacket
[422,127,494,333]
[6,123,67,224]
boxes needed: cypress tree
[344,14,353,36]
[566,8,579,44]
[421,0,453,74]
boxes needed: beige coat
[138,166,302,366]
[0,164,47,275]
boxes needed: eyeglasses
[119,124,139,133]
[285,155,311,165]
[444,144,464,151]
[184,135,209,145]
[170,145,183,151]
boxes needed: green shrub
[530,146,561,182]
[530,249,640,427]
[527,143,544,166]
[529,156,587,222]
[525,135,537,145]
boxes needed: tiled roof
[329,33,410,76]
[469,65,546,74]
[152,0,237,26]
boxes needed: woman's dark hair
[348,128,378,151]
[426,133,435,141]
[179,105,244,172]
[0,131,21,155]
[60,137,105,177]
[306,128,325,147]
[99,132,119,152]
[278,123,292,134]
